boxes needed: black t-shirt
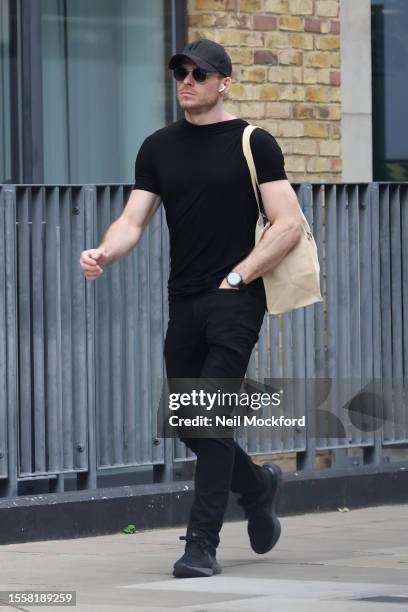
[133,117,287,301]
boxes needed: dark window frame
[4,0,21,184]
[371,0,408,181]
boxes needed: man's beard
[179,95,218,112]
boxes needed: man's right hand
[79,248,107,280]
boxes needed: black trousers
[164,286,267,552]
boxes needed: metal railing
[1,183,407,498]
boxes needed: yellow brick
[303,68,317,83]
[268,66,294,82]
[228,103,248,120]
[278,139,293,155]
[285,155,307,172]
[237,31,264,47]
[277,122,304,137]
[218,29,263,48]
[255,83,280,101]
[330,52,341,68]
[265,102,291,118]
[320,140,341,156]
[328,87,341,102]
[307,157,332,172]
[264,0,290,12]
[330,157,342,172]
[223,99,240,115]
[290,172,310,181]
[188,29,215,42]
[331,124,341,139]
[252,119,279,133]
[328,105,341,120]
[229,83,253,99]
[240,0,263,11]
[305,86,329,102]
[228,47,253,64]
[239,101,266,119]
[288,0,313,14]
[195,0,233,9]
[292,67,303,83]
[316,35,340,50]
[279,50,303,65]
[316,69,331,84]
[316,0,339,17]
[293,103,314,118]
[189,14,219,27]
[265,31,291,49]
[304,52,330,68]
[293,139,318,154]
[279,16,304,31]
[213,29,242,46]
[226,13,252,28]
[238,66,267,83]
[190,12,234,27]
[290,33,314,50]
[304,122,329,138]
[278,84,305,101]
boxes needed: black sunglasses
[173,66,215,83]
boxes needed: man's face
[175,59,225,112]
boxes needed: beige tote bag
[242,124,323,315]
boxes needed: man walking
[80,39,302,578]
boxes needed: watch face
[227,271,242,286]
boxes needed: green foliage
[122,524,138,534]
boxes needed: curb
[1,462,407,545]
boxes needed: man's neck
[184,109,238,126]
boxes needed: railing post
[77,186,97,490]
[153,208,174,483]
[363,183,383,465]
[296,184,316,471]
[3,187,18,497]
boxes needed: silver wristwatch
[226,271,246,290]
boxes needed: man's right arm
[99,188,161,265]
[79,189,161,280]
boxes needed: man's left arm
[220,179,303,288]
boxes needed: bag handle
[242,124,312,235]
[242,125,264,219]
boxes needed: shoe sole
[249,462,282,554]
[173,560,222,579]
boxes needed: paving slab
[0,504,407,611]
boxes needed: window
[372,0,408,180]
[0,0,185,184]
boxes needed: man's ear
[220,77,232,94]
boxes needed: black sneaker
[238,462,282,554]
[173,530,222,578]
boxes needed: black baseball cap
[168,39,232,77]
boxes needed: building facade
[0,0,407,185]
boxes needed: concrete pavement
[0,504,407,611]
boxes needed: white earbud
[218,84,226,92]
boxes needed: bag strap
[242,124,312,234]
[242,124,264,219]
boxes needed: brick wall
[187,0,341,182]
